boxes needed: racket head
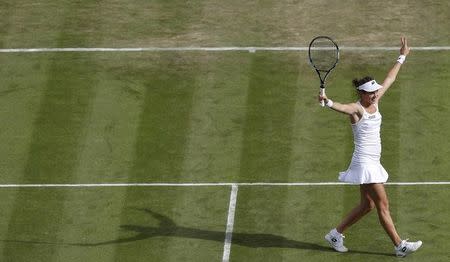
[308,36,340,75]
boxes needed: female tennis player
[319,37,422,257]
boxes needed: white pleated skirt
[338,159,389,184]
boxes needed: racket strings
[309,39,339,71]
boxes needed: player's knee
[363,201,375,213]
[376,199,389,212]
[367,201,375,211]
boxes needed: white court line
[0,46,449,53]
[222,184,238,262]
[0,182,449,188]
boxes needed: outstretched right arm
[319,94,363,123]
[319,95,361,115]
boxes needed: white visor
[357,80,382,92]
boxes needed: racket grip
[319,88,325,107]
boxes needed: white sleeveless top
[338,102,388,184]
[351,102,382,163]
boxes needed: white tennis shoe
[395,239,422,257]
[325,228,348,252]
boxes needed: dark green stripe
[2,1,103,260]
[127,53,197,182]
[114,53,198,260]
[0,2,13,48]
[239,53,299,182]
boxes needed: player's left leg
[366,183,422,256]
[366,183,401,245]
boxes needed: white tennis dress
[338,102,389,184]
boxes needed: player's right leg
[336,185,375,233]
[325,185,374,252]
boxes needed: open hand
[400,37,410,56]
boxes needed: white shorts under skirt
[338,160,389,184]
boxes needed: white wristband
[397,55,406,64]
[326,99,334,108]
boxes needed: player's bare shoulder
[348,102,364,124]
[344,102,362,115]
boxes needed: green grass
[2,51,449,183]
[232,186,450,262]
[0,187,230,261]
[1,51,450,261]
[0,0,449,261]
[1,0,449,47]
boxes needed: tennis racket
[308,36,339,106]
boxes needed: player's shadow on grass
[77,208,392,256]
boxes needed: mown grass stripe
[179,53,250,182]
[112,53,199,261]
[238,53,299,181]
[2,3,100,261]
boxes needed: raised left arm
[377,37,411,100]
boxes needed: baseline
[0,182,449,188]
[0,46,449,53]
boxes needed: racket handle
[319,88,325,107]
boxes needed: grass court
[0,1,449,261]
